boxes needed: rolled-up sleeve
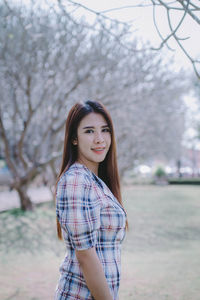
[56,171,101,250]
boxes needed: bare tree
[77,44,187,176]
[60,0,200,79]
[0,1,187,210]
[192,76,200,143]
[0,2,120,209]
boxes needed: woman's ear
[72,139,78,145]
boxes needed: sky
[73,0,200,72]
[19,0,200,71]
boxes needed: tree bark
[16,185,33,211]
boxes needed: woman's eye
[102,128,110,133]
[85,129,94,133]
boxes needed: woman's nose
[94,132,104,143]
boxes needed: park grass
[120,185,200,300]
[0,184,200,300]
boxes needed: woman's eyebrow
[82,124,109,129]
[82,126,94,129]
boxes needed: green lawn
[0,184,200,300]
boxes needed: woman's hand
[75,247,113,300]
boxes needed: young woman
[55,100,127,300]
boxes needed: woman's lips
[91,148,105,154]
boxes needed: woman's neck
[76,159,99,176]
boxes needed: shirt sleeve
[56,171,101,250]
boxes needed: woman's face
[74,112,111,174]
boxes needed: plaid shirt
[55,162,127,300]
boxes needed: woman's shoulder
[58,162,92,186]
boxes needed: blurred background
[0,1,200,299]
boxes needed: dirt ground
[1,244,200,300]
[0,185,200,300]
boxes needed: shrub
[154,166,166,178]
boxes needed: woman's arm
[75,247,113,300]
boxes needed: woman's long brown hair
[56,100,128,240]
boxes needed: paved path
[0,187,52,212]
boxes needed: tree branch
[177,0,200,24]
[152,2,174,50]
[0,110,18,177]
[17,75,33,169]
[151,0,189,51]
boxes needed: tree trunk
[16,185,33,211]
